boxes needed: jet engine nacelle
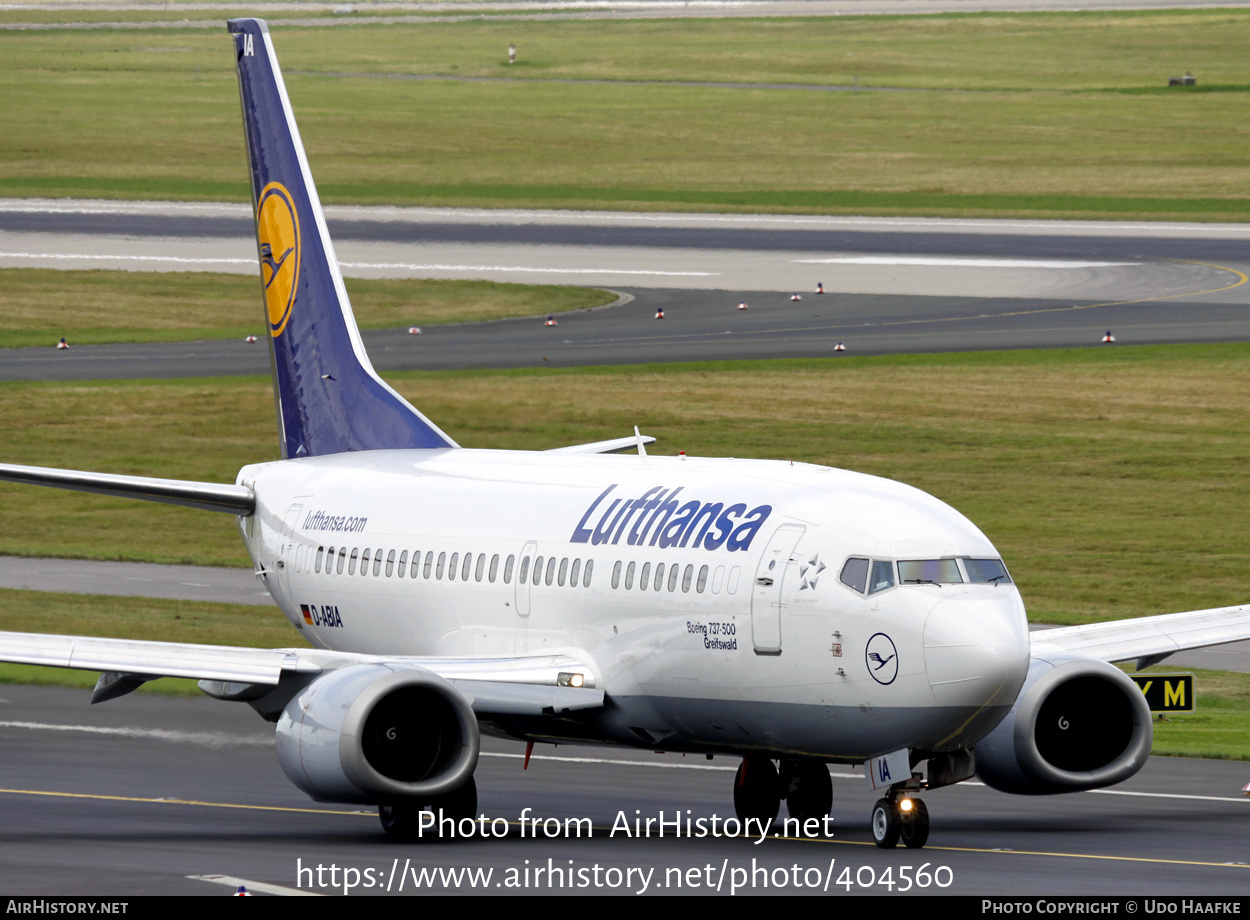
[974,656,1152,795]
[275,663,479,804]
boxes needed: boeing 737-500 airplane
[1,19,1249,848]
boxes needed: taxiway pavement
[0,684,1247,896]
[1,202,1248,378]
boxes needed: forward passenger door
[750,524,806,655]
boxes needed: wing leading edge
[0,630,604,715]
[1031,603,1250,669]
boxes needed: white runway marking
[0,251,715,277]
[338,260,716,276]
[795,256,1138,268]
[188,874,322,897]
[0,251,252,267]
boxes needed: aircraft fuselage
[239,448,1031,762]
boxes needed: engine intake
[975,657,1152,795]
[275,663,479,804]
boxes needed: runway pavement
[1,202,1248,377]
[0,683,1247,896]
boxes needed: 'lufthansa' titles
[570,484,771,552]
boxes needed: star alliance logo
[799,554,826,591]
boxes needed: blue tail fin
[228,18,457,458]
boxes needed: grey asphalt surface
[0,684,1247,896]
[2,204,1249,378]
[11,286,1250,381]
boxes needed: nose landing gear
[871,790,929,849]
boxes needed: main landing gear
[378,776,478,841]
[733,756,834,827]
[870,790,929,849]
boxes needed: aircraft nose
[924,593,1029,711]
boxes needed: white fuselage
[238,449,1031,762]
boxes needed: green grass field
[1,11,1248,218]
[0,269,614,348]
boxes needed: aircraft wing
[1030,604,1250,667]
[0,630,604,714]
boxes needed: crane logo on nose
[865,632,899,685]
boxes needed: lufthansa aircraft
[2,19,1250,848]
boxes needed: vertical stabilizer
[228,19,458,457]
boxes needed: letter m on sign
[1129,673,1194,713]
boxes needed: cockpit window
[839,557,869,593]
[963,557,1012,584]
[898,558,963,585]
[868,560,895,594]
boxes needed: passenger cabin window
[489,554,500,583]
[570,558,581,587]
[348,548,359,575]
[504,555,515,584]
[423,552,434,579]
[583,559,594,587]
[624,562,636,590]
[697,565,708,593]
[397,550,407,578]
[520,556,532,585]
[611,561,621,589]
[373,548,384,576]
[638,562,651,591]
[315,546,325,574]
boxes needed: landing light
[899,798,914,813]
[557,672,585,688]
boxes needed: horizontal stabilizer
[1031,604,1250,664]
[0,462,254,515]
[547,434,656,455]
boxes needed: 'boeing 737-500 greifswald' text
[1,19,1248,847]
